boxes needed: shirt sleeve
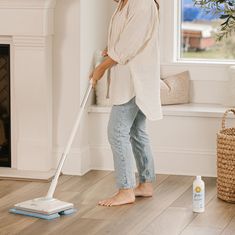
[108,0,156,65]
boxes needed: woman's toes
[104,200,112,206]
[106,200,113,207]
[98,190,135,206]
[98,199,106,206]
[98,198,112,206]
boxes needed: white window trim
[160,0,235,68]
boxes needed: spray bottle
[193,176,205,213]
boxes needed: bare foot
[134,182,154,197]
[98,189,135,206]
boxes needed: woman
[89,0,162,206]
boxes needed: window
[179,0,235,61]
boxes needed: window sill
[175,59,235,66]
[88,103,235,119]
[161,61,235,68]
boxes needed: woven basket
[217,108,235,203]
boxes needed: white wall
[53,0,112,174]
[79,0,110,104]
[53,0,80,150]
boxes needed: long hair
[153,0,160,10]
[113,0,160,10]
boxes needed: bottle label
[193,186,204,209]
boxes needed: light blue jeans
[107,96,156,189]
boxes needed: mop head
[9,197,76,220]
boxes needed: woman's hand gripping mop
[9,78,94,220]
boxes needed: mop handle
[46,79,93,199]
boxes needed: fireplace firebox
[0,44,11,167]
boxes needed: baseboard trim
[53,146,91,176]
[0,167,55,181]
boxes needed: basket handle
[221,108,235,130]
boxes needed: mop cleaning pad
[9,197,76,220]
[9,208,76,220]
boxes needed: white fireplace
[0,0,56,172]
[0,0,117,178]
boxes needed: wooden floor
[0,170,235,235]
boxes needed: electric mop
[9,79,94,220]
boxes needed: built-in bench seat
[87,103,235,177]
[88,103,235,119]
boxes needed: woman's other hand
[89,66,106,88]
[89,56,117,89]
[102,47,108,57]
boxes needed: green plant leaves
[192,0,235,40]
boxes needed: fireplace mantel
[0,0,57,36]
[0,0,57,173]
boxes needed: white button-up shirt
[108,5,136,105]
[107,0,163,121]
